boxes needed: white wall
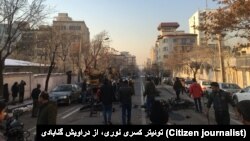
[3,72,78,100]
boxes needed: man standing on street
[143,77,157,117]
[31,84,41,117]
[189,78,203,113]
[19,80,26,103]
[99,78,114,125]
[206,82,236,125]
[37,91,57,125]
[173,77,183,101]
[118,80,133,125]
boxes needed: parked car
[232,86,250,104]
[206,82,241,96]
[162,77,173,85]
[49,84,82,105]
[199,80,211,92]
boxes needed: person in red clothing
[189,78,203,113]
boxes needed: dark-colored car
[49,84,81,105]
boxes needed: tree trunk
[0,59,4,100]
[193,69,198,79]
[45,50,56,91]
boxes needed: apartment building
[188,9,217,48]
[155,22,197,71]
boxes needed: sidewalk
[5,99,33,112]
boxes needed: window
[60,26,66,30]
[221,83,229,89]
[69,26,81,30]
[242,51,246,55]
[181,38,187,44]
[163,47,167,51]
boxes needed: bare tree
[83,31,110,71]
[44,27,62,91]
[0,0,50,97]
[57,32,75,73]
[198,0,250,82]
[165,46,213,79]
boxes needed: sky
[45,0,218,66]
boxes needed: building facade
[188,9,217,48]
[155,22,197,71]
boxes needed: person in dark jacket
[206,82,236,125]
[31,84,41,117]
[236,100,250,125]
[3,83,9,103]
[143,77,157,117]
[173,77,183,100]
[118,80,133,125]
[150,100,169,125]
[18,80,26,103]
[11,82,19,105]
[99,78,114,125]
[37,91,57,125]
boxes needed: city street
[12,76,241,140]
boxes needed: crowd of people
[1,75,250,140]
[3,80,26,105]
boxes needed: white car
[232,86,250,104]
[206,82,241,96]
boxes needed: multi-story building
[52,13,90,73]
[53,13,89,44]
[188,9,217,48]
[119,51,136,76]
[155,22,197,71]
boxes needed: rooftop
[5,59,47,67]
[158,22,180,30]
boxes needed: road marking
[28,126,36,132]
[231,118,242,125]
[58,105,80,116]
[61,108,80,119]
[140,78,146,125]
[27,105,81,132]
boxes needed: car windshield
[52,85,72,92]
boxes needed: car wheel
[233,96,238,104]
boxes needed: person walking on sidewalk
[118,80,133,125]
[99,78,114,125]
[189,78,203,113]
[31,84,41,117]
[173,77,182,101]
[11,82,19,105]
[206,82,236,125]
